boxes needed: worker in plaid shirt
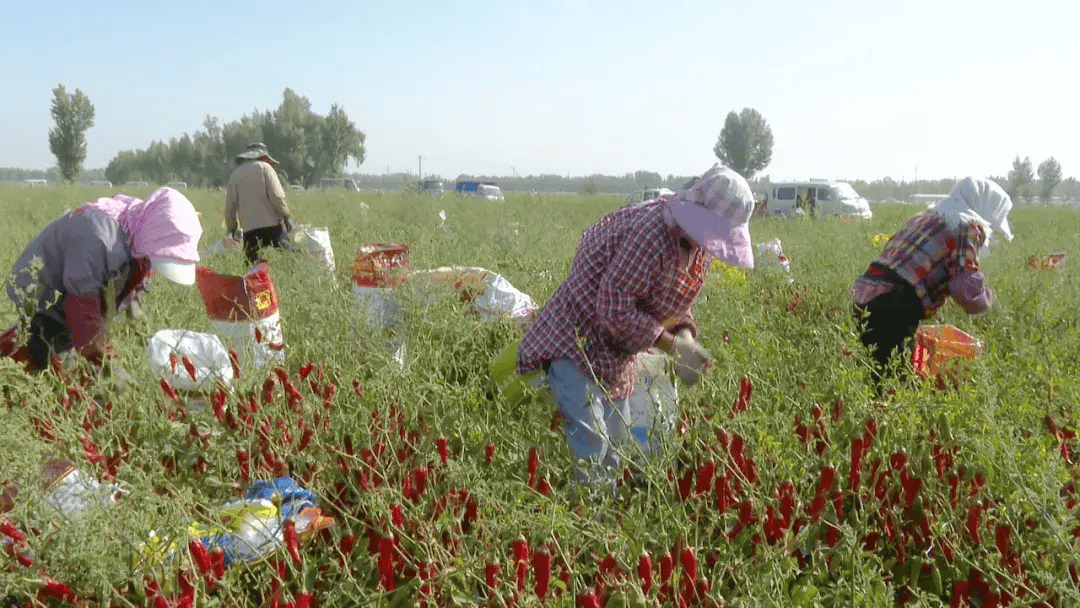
[518,165,756,491]
[853,177,1013,383]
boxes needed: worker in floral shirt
[517,165,756,490]
[853,177,1013,382]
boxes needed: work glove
[670,328,711,386]
[283,218,294,234]
[64,293,108,366]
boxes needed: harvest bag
[146,329,234,392]
[352,244,411,368]
[911,324,983,377]
[354,243,410,288]
[292,226,337,274]
[195,261,285,368]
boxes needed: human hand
[670,328,712,386]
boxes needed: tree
[48,84,96,183]
[713,108,774,180]
[1037,157,1062,202]
[318,103,366,178]
[1007,155,1033,202]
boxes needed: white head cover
[933,177,1014,243]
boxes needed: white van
[476,184,504,201]
[623,188,674,207]
[768,181,872,219]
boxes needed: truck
[456,181,501,198]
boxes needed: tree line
[33,89,1080,202]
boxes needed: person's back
[226,160,288,233]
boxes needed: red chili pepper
[512,536,529,593]
[527,446,540,487]
[390,503,404,527]
[485,441,496,464]
[659,552,674,585]
[160,378,180,403]
[352,378,364,397]
[679,547,698,582]
[532,546,551,599]
[297,428,315,452]
[848,437,865,493]
[283,519,302,565]
[229,349,241,379]
[994,524,1011,558]
[437,437,448,464]
[261,377,276,404]
[14,549,33,568]
[189,539,212,574]
[731,375,753,417]
[181,356,197,382]
[321,383,336,408]
[695,458,716,495]
[211,546,225,579]
[255,327,263,344]
[638,552,653,595]
[576,590,600,608]
[339,533,355,564]
[295,591,313,608]
[237,450,250,483]
[0,518,25,543]
[39,578,76,602]
[413,466,429,498]
[967,504,982,544]
[378,533,396,590]
[485,560,501,590]
[298,363,315,380]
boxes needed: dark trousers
[854,267,924,385]
[243,225,290,265]
[26,314,72,371]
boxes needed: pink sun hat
[666,165,756,269]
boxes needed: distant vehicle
[89,180,112,187]
[476,184,505,201]
[456,181,501,199]
[623,188,674,207]
[319,177,360,191]
[420,179,444,198]
[165,181,188,190]
[124,181,149,188]
[767,180,873,219]
[909,194,949,206]
[23,179,47,187]
[290,184,305,191]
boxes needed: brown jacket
[225,160,291,233]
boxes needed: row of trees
[45,85,365,188]
[1006,155,1063,202]
[104,89,365,188]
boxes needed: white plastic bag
[292,226,336,274]
[203,236,242,258]
[473,272,538,322]
[627,349,679,461]
[210,312,286,369]
[756,238,794,283]
[352,286,407,368]
[146,329,234,391]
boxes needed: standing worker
[225,142,294,264]
[853,177,1013,384]
[516,165,756,493]
[1,187,204,371]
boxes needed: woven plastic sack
[410,266,538,326]
[195,261,285,368]
[628,349,679,461]
[755,238,794,283]
[146,329,234,391]
[292,226,336,274]
[354,243,409,288]
[911,324,983,377]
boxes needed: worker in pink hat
[517,165,756,491]
[1,187,203,371]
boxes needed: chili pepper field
[1,184,1079,607]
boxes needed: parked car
[166,181,188,190]
[767,180,873,219]
[290,184,305,191]
[124,181,149,188]
[420,179,444,198]
[623,188,674,207]
[476,184,504,201]
[89,180,112,187]
[319,177,360,191]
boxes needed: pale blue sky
[2,0,1077,182]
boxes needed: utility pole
[418,156,423,180]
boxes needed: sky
[2,0,1078,183]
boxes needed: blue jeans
[545,359,631,489]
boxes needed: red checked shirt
[853,211,991,318]
[517,201,709,399]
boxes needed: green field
[1,184,1078,607]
